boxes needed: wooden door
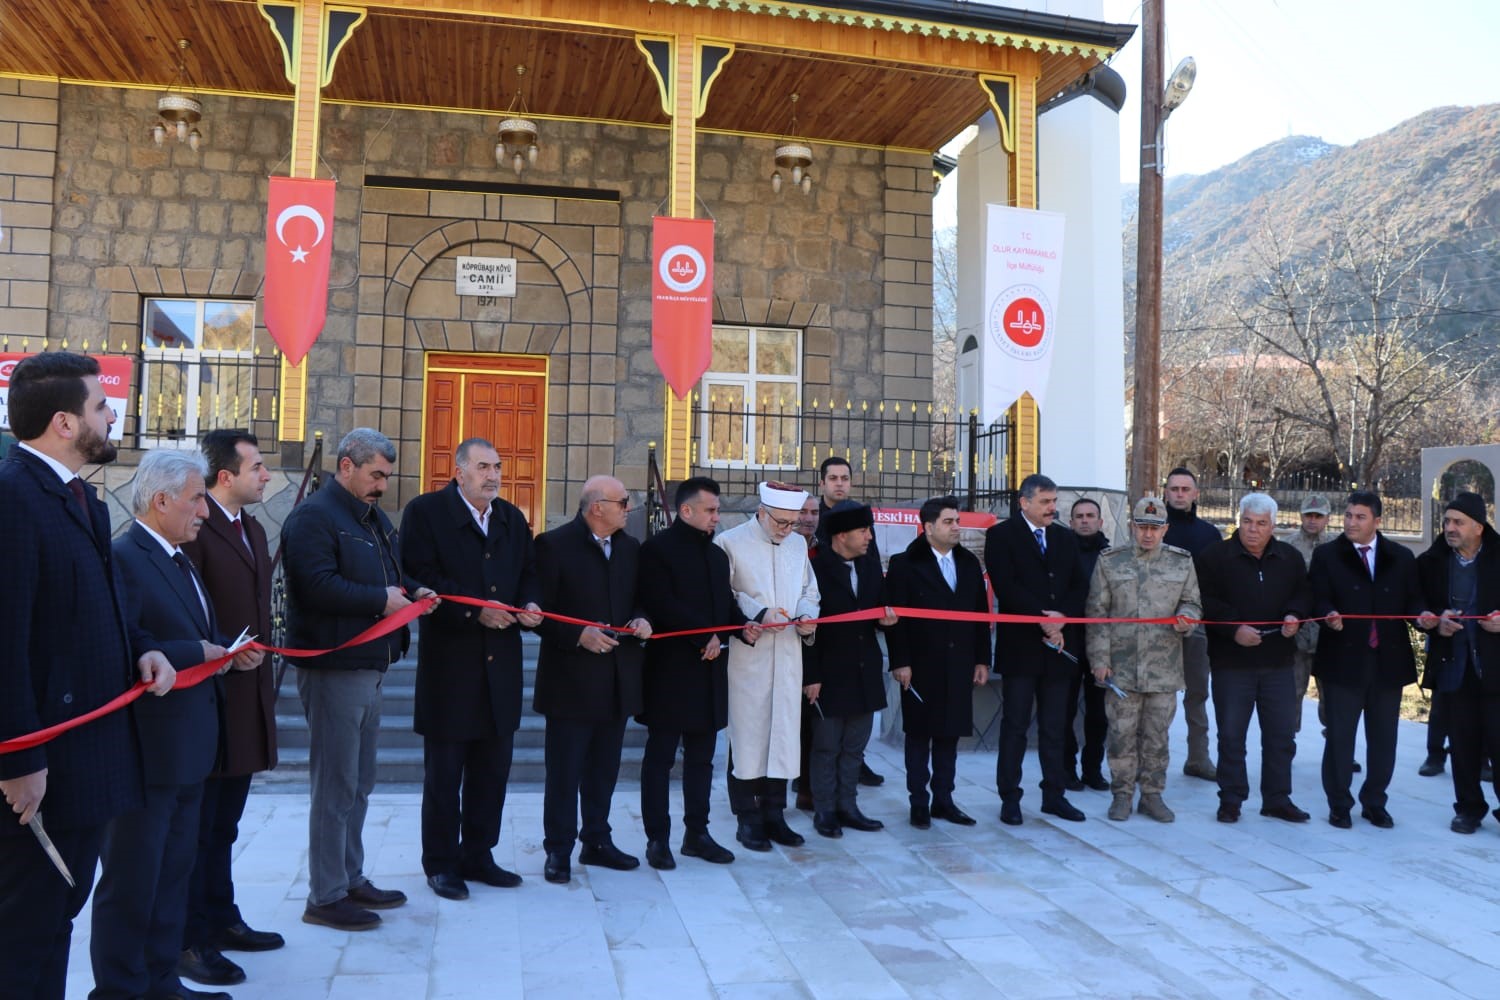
[422,353,548,529]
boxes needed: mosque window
[138,298,265,445]
[698,325,802,467]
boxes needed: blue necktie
[1034,527,1046,554]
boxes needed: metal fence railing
[1194,470,1427,534]
[645,398,1016,536]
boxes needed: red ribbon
[2,593,1483,756]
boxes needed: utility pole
[1128,0,1166,503]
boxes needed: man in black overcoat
[400,438,542,901]
[1413,492,1500,834]
[636,477,759,870]
[803,501,894,838]
[984,473,1088,825]
[93,449,248,1000]
[0,352,169,1000]
[1309,491,1423,829]
[534,475,652,884]
[886,496,990,828]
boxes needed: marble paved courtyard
[65,706,1500,999]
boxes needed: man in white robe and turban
[715,481,821,851]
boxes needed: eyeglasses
[762,508,798,529]
[598,496,633,512]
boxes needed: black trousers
[640,727,717,841]
[1443,668,1500,821]
[725,747,788,817]
[1428,690,1449,756]
[1320,666,1401,813]
[184,773,253,950]
[1212,666,1298,809]
[422,728,515,875]
[542,716,626,854]
[90,781,204,1000]
[1065,663,1108,777]
[905,734,959,808]
[996,670,1072,805]
[0,822,104,1000]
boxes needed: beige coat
[715,516,820,779]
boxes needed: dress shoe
[1260,801,1311,823]
[302,897,380,931]
[1418,752,1447,777]
[836,808,884,832]
[161,988,234,1000]
[543,850,571,883]
[427,872,469,900]
[1064,773,1086,792]
[858,762,885,786]
[1082,772,1111,792]
[930,802,976,826]
[216,920,284,952]
[999,801,1022,826]
[1328,809,1352,829]
[347,881,406,909]
[461,858,522,888]
[1451,814,1482,834]
[680,830,735,864]
[813,812,843,838]
[646,839,677,870]
[1107,794,1131,822]
[177,946,245,987]
[763,811,806,847]
[1182,759,1218,781]
[1137,793,1175,823]
[1041,798,1086,822]
[736,819,772,852]
[795,789,814,811]
[1216,802,1241,823]
[910,804,932,829]
[1361,807,1394,829]
[579,840,640,871]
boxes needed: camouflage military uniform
[1085,543,1202,798]
[1285,527,1329,733]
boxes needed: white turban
[758,481,809,511]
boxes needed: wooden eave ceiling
[0,0,1113,151]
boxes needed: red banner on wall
[1,353,132,441]
[263,176,336,366]
[651,217,715,400]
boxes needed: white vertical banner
[980,204,1065,424]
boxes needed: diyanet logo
[658,245,707,294]
[987,284,1052,361]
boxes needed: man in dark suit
[1309,491,1423,830]
[803,500,894,838]
[984,473,1088,825]
[0,352,170,1000]
[400,438,543,901]
[636,476,759,870]
[534,475,651,885]
[93,448,251,1000]
[1414,492,1500,834]
[887,497,991,829]
[283,428,437,932]
[176,431,282,988]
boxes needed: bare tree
[1236,217,1490,485]
[931,225,959,414]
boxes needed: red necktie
[67,477,89,520]
[234,516,251,552]
[1358,545,1378,648]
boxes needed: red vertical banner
[263,176,336,366]
[651,217,715,400]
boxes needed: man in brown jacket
[179,430,283,987]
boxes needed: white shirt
[1354,535,1379,578]
[463,495,491,534]
[135,518,210,621]
[17,442,77,484]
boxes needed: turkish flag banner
[263,176,336,366]
[651,217,714,400]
